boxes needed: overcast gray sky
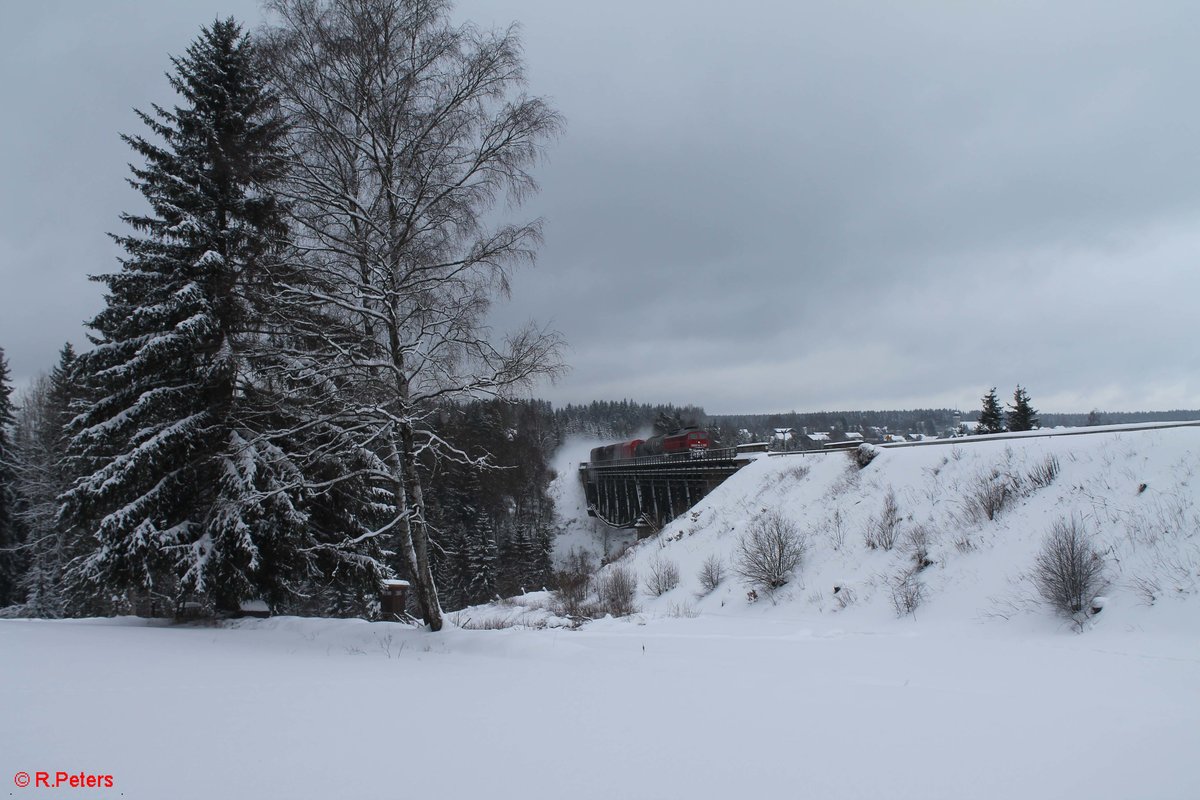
[2,1,1198,414]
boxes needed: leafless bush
[736,510,807,591]
[551,576,589,617]
[784,463,811,481]
[965,468,1022,522]
[1126,573,1161,606]
[1152,548,1200,597]
[827,509,847,551]
[666,602,699,618]
[697,554,726,594]
[595,565,638,616]
[454,612,549,630]
[375,633,402,658]
[828,459,861,498]
[562,548,593,575]
[1122,495,1197,548]
[926,455,949,479]
[1026,454,1061,489]
[552,549,594,617]
[890,572,925,617]
[646,556,681,597]
[1033,517,1108,619]
[906,524,934,570]
[865,490,903,550]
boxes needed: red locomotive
[588,439,643,462]
[588,427,711,462]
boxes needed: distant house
[798,431,830,451]
[772,428,797,451]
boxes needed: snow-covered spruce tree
[60,20,361,616]
[498,516,554,597]
[261,0,564,631]
[426,464,495,611]
[1006,386,1039,432]
[0,347,23,608]
[976,387,1004,434]
[463,515,498,606]
[496,521,532,597]
[432,398,556,599]
[8,345,78,616]
[433,525,468,611]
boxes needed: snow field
[2,612,1197,799]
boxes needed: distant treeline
[547,401,1200,445]
[551,400,708,441]
[1033,410,1200,428]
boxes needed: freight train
[588,427,711,462]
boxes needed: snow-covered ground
[2,611,1196,799]
[3,424,1199,799]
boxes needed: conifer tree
[976,387,1005,434]
[533,523,555,590]
[1006,386,1039,432]
[60,20,326,615]
[0,347,21,607]
[500,522,553,595]
[428,465,488,610]
[496,522,529,596]
[463,515,498,606]
[10,344,78,615]
[46,344,77,434]
[434,526,468,612]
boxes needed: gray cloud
[3,1,1198,413]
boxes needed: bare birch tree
[260,0,563,630]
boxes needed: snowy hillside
[595,424,1200,632]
